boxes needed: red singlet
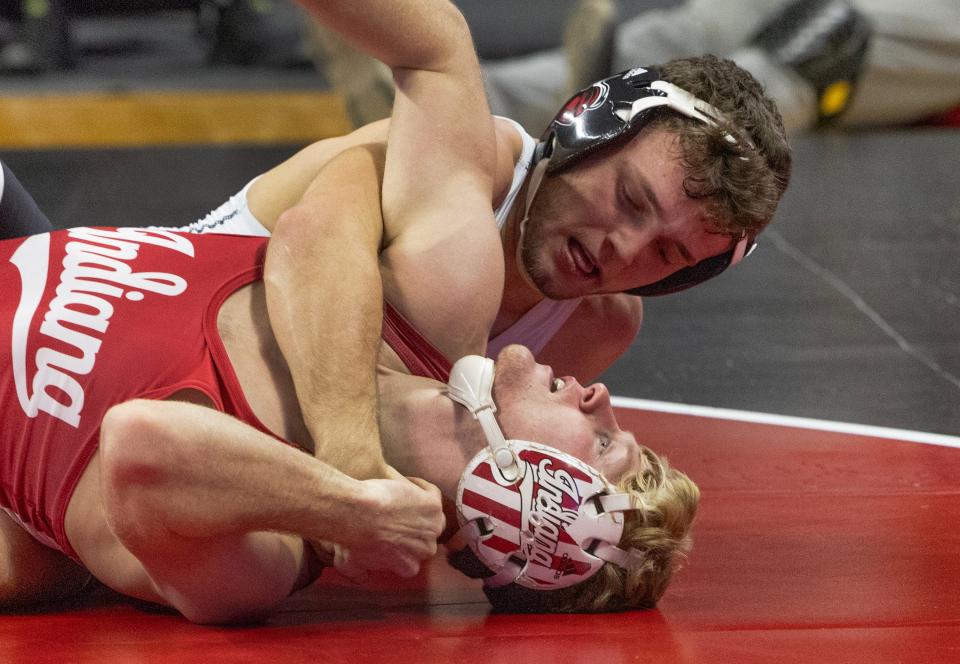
[0,227,451,561]
[0,228,274,559]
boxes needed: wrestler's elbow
[98,401,175,538]
[271,204,317,257]
[273,147,385,251]
[100,400,169,469]
[387,2,472,74]
[430,5,474,69]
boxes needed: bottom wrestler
[0,160,697,623]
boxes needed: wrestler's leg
[65,393,324,624]
[0,509,89,608]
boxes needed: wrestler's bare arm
[265,0,498,478]
[63,397,443,623]
[374,0,502,362]
[265,146,387,480]
[248,119,389,231]
[248,117,521,236]
[257,0,483,246]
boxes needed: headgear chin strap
[521,66,757,297]
[446,355,644,591]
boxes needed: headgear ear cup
[539,68,746,175]
[457,440,620,589]
[626,235,755,297]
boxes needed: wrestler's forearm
[100,399,442,578]
[100,400,372,545]
[264,146,387,480]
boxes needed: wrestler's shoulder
[493,117,528,162]
[578,293,643,334]
[561,294,643,360]
[536,294,643,381]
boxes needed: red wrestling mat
[3,403,959,664]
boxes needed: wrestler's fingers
[333,546,370,585]
[405,477,445,535]
[384,465,406,481]
[392,555,422,579]
[404,476,442,495]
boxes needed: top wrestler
[0,4,792,385]
[195,0,793,495]
[191,36,793,384]
[1,0,697,622]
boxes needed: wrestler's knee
[0,562,30,609]
[1,514,31,607]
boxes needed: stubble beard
[519,176,581,300]
[519,219,555,297]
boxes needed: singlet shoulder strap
[492,116,537,231]
[382,301,452,382]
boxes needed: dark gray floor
[609,129,960,435]
[5,128,959,436]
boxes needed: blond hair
[468,448,700,613]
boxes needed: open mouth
[546,366,566,393]
[567,238,598,278]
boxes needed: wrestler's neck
[493,177,547,334]
[376,369,488,498]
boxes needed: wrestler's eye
[621,183,645,220]
[599,435,611,452]
[552,378,565,392]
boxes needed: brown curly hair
[654,54,793,237]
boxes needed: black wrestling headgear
[526,66,755,297]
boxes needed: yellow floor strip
[0,90,354,149]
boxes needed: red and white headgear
[445,355,645,591]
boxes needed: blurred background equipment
[309,0,960,134]
[0,0,311,73]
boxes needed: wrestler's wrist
[334,479,389,547]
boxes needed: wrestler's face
[520,127,735,299]
[491,345,640,483]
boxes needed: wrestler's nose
[607,224,656,273]
[580,383,612,414]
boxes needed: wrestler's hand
[332,473,445,582]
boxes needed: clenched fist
[329,472,445,581]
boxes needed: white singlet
[180,118,583,357]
